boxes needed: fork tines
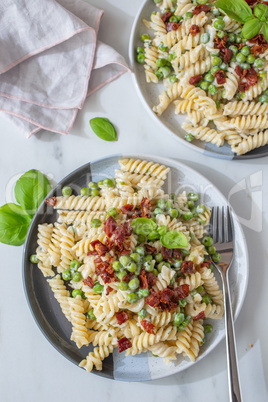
[210,206,233,244]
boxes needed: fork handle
[220,268,242,402]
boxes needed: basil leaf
[254,4,268,22]
[0,203,31,246]
[15,170,52,218]
[215,0,252,23]
[160,230,189,249]
[90,118,117,142]
[131,218,157,235]
[242,17,262,39]
[263,22,268,42]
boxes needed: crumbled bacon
[192,4,210,15]
[131,208,142,219]
[106,286,113,295]
[121,204,133,214]
[249,34,268,46]
[120,249,131,255]
[45,196,57,207]
[235,65,247,78]
[189,74,203,85]
[95,241,109,256]
[145,291,160,308]
[83,276,94,288]
[141,319,155,334]
[161,247,174,262]
[223,48,233,64]
[144,244,157,254]
[238,82,250,92]
[166,21,180,32]
[193,311,206,321]
[140,270,148,289]
[122,221,133,236]
[213,69,226,85]
[190,24,201,36]
[140,197,151,218]
[95,260,115,284]
[87,250,98,256]
[174,284,190,300]
[116,311,129,325]
[147,272,157,287]
[238,43,246,50]
[181,260,194,274]
[118,337,132,353]
[94,256,102,264]
[201,260,212,269]
[173,249,183,260]
[161,11,172,23]
[214,34,228,50]
[122,273,134,283]
[246,68,258,86]
[250,44,266,56]
[104,216,118,237]
[113,226,125,252]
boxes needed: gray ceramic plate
[129,0,268,160]
[23,154,249,381]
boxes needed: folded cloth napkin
[0,0,130,137]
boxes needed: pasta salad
[31,158,223,373]
[136,0,268,155]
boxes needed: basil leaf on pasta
[263,22,268,42]
[215,0,252,23]
[90,117,117,142]
[242,17,262,39]
[131,217,157,235]
[160,230,188,249]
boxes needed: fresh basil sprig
[90,117,117,142]
[215,0,268,41]
[131,217,157,235]
[160,230,189,249]
[0,170,51,246]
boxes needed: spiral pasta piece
[69,295,89,348]
[200,267,224,306]
[223,68,239,101]
[231,130,268,155]
[227,115,268,130]
[148,342,177,364]
[153,81,185,115]
[54,195,106,211]
[179,272,203,291]
[181,56,213,79]
[47,274,71,321]
[119,159,170,179]
[79,345,114,372]
[182,123,224,147]
[243,75,268,101]
[223,100,268,117]
[143,12,167,37]
[153,266,176,292]
[187,320,204,361]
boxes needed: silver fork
[210,206,242,402]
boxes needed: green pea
[208,245,216,255]
[230,56,236,63]
[185,133,194,142]
[254,58,265,68]
[188,192,199,202]
[201,33,210,44]
[169,15,178,22]
[91,218,101,228]
[220,63,228,71]
[157,261,166,272]
[137,234,146,243]
[128,277,140,290]
[87,309,96,320]
[135,265,142,276]
[144,255,152,263]
[212,56,222,67]
[70,260,80,271]
[204,73,214,83]
[127,262,137,273]
[93,282,104,294]
[144,261,154,272]
[156,58,169,68]
[196,204,206,214]
[258,94,268,103]
[97,180,103,186]
[137,53,145,64]
[212,253,221,263]
[173,313,185,326]
[211,66,220,75]
[201,336,207,345]
[196,285,204,293]
[157,225,168,236]
[169,208,179,218]
[166,200,172,210]
[190,289,197,297]
[215,100,221,109]
[173,259,182,268]
[119,255,131,267]
[141,33,150,42]
[30,254,38,264]
[158,43,168,52]
[200,81,209,91]
[179,298,187,308]
[240,45,250,56]
[204,323,213,334]
[182,211,193,221]
[136,246,145,256]
[138,288,150,298]
[130,253,141,263]
[153,268,159,276]
[247,54,255,64]
[184,11,193,20]
[229,45,238,55]
[62,269,72,281]
[228,33,236,42]
[202,236,213,247]
[107,207,118,218]
[81,187,90,196]
[138,308,147,319]
[235,35,242,43]
[236,52,246,63]
[136,46,144,54]
[62,186,72,196]
[117,270,127,281]
[178,315,192,331]
[202,294,212,305]
[168,52,176,62]
[112,261,123,271]
[208,84,218,95]
[212,7,220,16]
[169,74,178,84]
[154,253,163,263]
[118,281,129,291]
[187,200,195,209]
[127,292,138,304]
[72,289,82,298]
[91,189,99,197]
[72,272,82,282]
[156,199,166,210]
[103,178,115,187]
[241,63,250,70]
[147,230,160,241]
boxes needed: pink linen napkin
[0,0,130,137]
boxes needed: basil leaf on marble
[90,118,117,141]
[160,230,189,249]
[0,203,32,246]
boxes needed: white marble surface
[0,1,267,401]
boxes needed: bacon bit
[140,270,148,289]
[192,4,210,15]
[161,247,174,262]
[147,272,157,287]
[238,42,246,50]
[161,11,172,23]
[235,65,247,78]
[113,226,125,251]
[120,249,131,255]
[145,292,160,308]
[190,24,201,37]
[189,74,203,86]
[83,276,94,288]
[249,34,268,46]
[87,250,99,256]
[141,319,155,334]
[181,260,194,274]
[122,221,133,236]
[223,48,233,64]
[173,249,183,260]
[45,196,57,207]
[122,273,134,283]
[246,68,259,86]
[144,244,157,254]
[118,337,132,353]
[104,216,118,237]
[106,286,113,295]
[201,260,212,268]
[95,241,109,256]
[193,311,206,321]
[95,260,115,284]
[121,204,133,214]
[245,0,257,5]
[174,284,190,300]
[94,256,102,264]
[251,44,266,56]
[238,82,250,92]
[140,197,151,218]
[166,21,180,32]
[116,311,129,325]
[213,69,226,85]
[132,208,142,219]
[214,34,228,50]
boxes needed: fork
[210,206,242,402]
